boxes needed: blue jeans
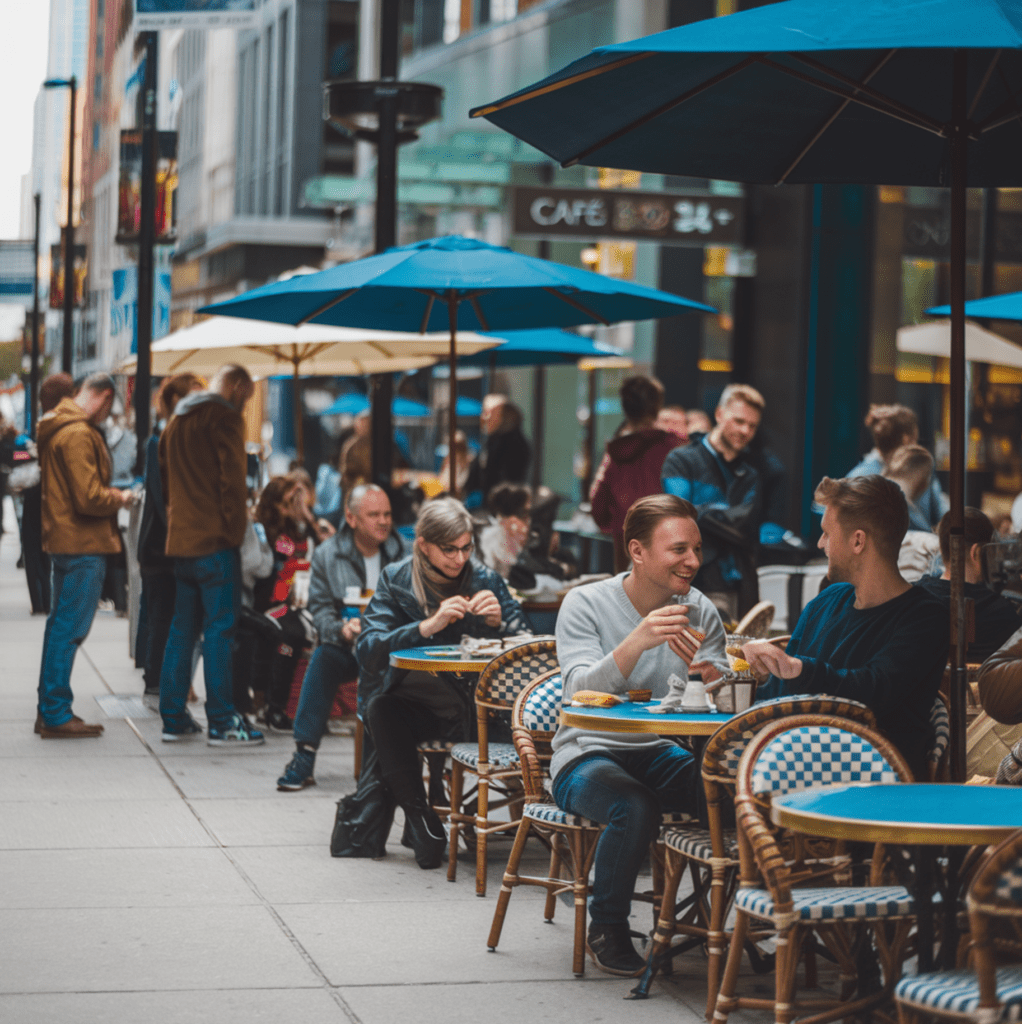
[159,549,240,731]
[37,554,107,727]
[551,743,697,926]
[293,641,359,748]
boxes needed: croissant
[570,690,622,708]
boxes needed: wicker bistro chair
[894,827,1022,1024]
[447,640,559,896]
[635,695,878,1009]
[929,694,951,783]
[713,715,918,1024]
[486,670,606,977]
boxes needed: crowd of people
[12,359,1022,980]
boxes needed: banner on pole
[49,243,87,310]
[116,131,178,245]
[133,1,259,29]
[111,267,171,354]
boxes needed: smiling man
[744,475,948,778]
[551,494,728,977]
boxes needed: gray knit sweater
[550,573,728,780]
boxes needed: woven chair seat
[662,825,739,863]
[735,884,921,922]
[524,802,600,829]
[450,741,520,770]
[896,967,1022,1019]
[661,810,697,825]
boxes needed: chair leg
[544,836,563,922]
[569,829,590,977]
[713,909,750,1024]
[447,761,466,883]
[773,926,801,1024]
[705,860,731,1020]
[632,848,686,999]
[475,773,490,897]
[487,816,532,953]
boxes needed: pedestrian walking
[158,364,264,746]
[36,373,134,738]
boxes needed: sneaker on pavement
[586,922,646,977]
[207,714,264,747]
[162,716,203,742]
[277,748,316,790]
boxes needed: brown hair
[39,373,75,413]
[883,443,933,501]
[814,475,908,564]
[156,372,204,420]
[865,404,918,457]
[718,383,765,413]
[255,476,302,548]
[623,494,698,550]
[936,507,994,564]
[620,374,664,423]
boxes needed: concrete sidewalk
[0,503,755,1024]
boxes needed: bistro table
[389,644,501,674]
[559,699,731,736]
[772,783,1022,972]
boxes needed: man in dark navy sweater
[744,475,948,778]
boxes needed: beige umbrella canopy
[118,317,500,461]
[896,320,1022,368]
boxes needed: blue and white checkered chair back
[478,641,558,709]
[522,673,562,733]
[751,725,900,796]
[928,696,950,767]
[994,852,1022,905]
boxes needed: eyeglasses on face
[438,541,474,557]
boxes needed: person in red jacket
[590,375,685,573]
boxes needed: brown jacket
[159,392,248,558]
[38,397,123,555]
[978,624,1022,725]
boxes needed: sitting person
[350,497,528,869]
[477,482,532,579]
[744,475,949,778]
[884,445,942,581]
[551,494,728,977]
[915,508,1019,664]
[277,484,406,791]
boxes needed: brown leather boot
[35,714,85,735]
[39,718,104,738]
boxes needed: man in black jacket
[276,485,405,791]
[466,395,530,506]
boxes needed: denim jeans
[159,549,240,731]
[293,642,359,748]
[551,743,697,926]
[37,554,107,727]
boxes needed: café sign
[512,186,743,246]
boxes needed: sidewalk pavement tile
[189,796,342,846]
[0,989,346,1024]
[0,753,179,801]
[0,799,214,849]
[0,720,153,758]
[0,906,322,993]
[0,848,258,908]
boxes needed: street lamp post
[43,76,78,375]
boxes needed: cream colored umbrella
[118,317,501,461]
[896,320,1022,368]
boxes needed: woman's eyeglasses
[438,542,474,557]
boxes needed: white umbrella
[896,320,1022,369]
[117,317,501,460]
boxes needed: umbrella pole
[448,293,458,496]
[293,359,305,468]
[948,50,968,782]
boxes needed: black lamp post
[43,76,78,375]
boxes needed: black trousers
[142,571,176,693]
[20,484,49,614]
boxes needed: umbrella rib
[776,50,896,185]
[969,50,1001,119]
[296,289,357,326]
[469,297,490,332]
[418,293,435,334]
[168,349,200,372]
[758,56,945,137]
[542,287,610,325]
[470,52,652,118]
[561,56,757,168]
[976,66,1022,133]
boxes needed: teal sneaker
[207,714,264,747]
[277,748,316,791]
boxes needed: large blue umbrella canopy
[463,328,624,367]
[200,234,713,495]
[928,291,1022,320]
[319,393,481,418]
[472,0,1022,786]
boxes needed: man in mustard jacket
[37,373,133,737]
[157,363,263,746]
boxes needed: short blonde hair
[718,383,764,413]
[814,475,908,564]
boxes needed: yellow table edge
[390,655,493,673]
[559,708,724,735]
[772,801,1015,847]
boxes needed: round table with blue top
[559,699,732,736]
[389,644,498,675]
[772,783,1022,972]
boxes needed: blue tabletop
[563,702,726,725]
[559,700,731,735]
[391,645,466,660]
[773,783,1022,843]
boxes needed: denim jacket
[355,556,528,718]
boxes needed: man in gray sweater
[551,494,728,976]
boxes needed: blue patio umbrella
[928,291,1022,320]
[319,392,480,419]
[200,234,713,493]
[462,328,624,368]
[471,0,1022,784]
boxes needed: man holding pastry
[551,494,729,976]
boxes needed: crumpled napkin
[648,673,716,713]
